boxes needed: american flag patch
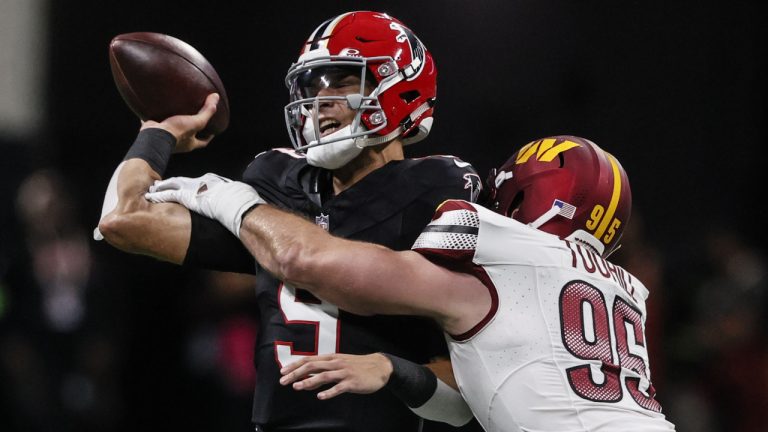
[554,199,577,219]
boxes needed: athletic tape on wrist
[124,128,176,175]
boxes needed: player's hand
[145,173,265,237]
[141,93,219,153]
[146,172,230,211]
[279,353,393,400]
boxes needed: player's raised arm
[96,94,219,264]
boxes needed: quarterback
[98,11,480,431]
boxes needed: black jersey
[186,148,481,431]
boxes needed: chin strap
[355,126,402,148]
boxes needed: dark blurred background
[1,1,766,431]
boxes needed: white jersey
[412,200,675,432]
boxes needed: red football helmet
[284,11,437,151]
[486,136,632,257]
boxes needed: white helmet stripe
[304,12,353,53]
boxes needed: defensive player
[146,136,677,431]
[98,11,480,431]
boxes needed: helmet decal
[587,152,624,245]
[339,48,361,57]
[388,22,426,79]
[516,138,582,164]
[463,172,483,203]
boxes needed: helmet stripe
[307,19,333,51]
[313,12,353,50]
[593,153,622,241]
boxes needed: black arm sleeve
[182,211,256,274]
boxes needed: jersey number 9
[275,283,340,367]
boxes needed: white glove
[145,173,265,238]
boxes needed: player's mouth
[319,118,342,137]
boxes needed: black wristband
[383,353,438,408]
[124,128,176,175]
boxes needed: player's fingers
[280,354,338,376]
[279,359,306,376]
[317,382,351,400]
[280,360,337,385]
[306,353,340,361]
[149,178,182,193]
[279,364,311,385]
[195,93,219,124]
[144,189,179,203]
[293,370,346,391]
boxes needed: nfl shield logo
[315,213,330,231]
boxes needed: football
[109,32,230,136]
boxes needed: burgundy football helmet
[284,11,437,151]
[486,136,632,257]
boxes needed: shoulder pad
[433,199,478,215]
[411,155,475,172]
[407,156,482,203]
[412,200,478,262]
[242,148,307,185]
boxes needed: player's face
[300,68,374,138]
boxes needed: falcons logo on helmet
[388,22,426,79]
[463,173,482,203]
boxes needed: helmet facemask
[284,54,401,153]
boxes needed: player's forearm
[239,206,339,292]
[97,159,190,263]
[113,158,161,212]
[239,205,391,315]
[97,129,192,264]
[99,206,191,264]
